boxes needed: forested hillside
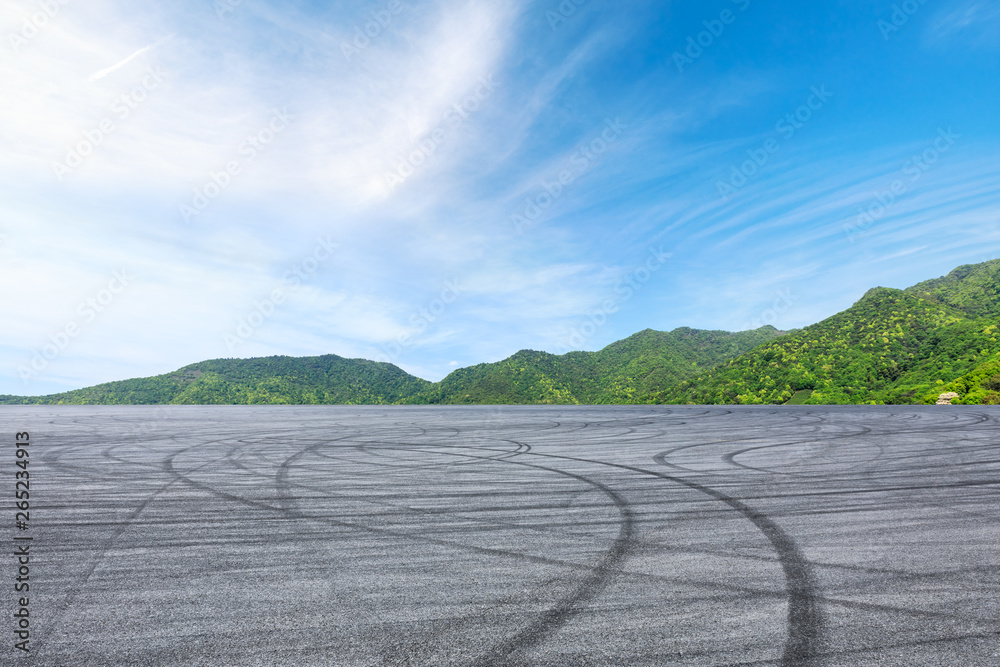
[0,355,431,405]
[662,261,1000,405]
[4,260,1000,406]
[406,327,783,404]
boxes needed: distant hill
[405,327,783,404]
[0,355,431,405]
[4,259,1000,406]
[0,327,782,406]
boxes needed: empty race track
[2,405,999,665]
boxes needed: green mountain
[0,355,431,405]
[0,327,783,406]
[405,327,784,404]
[662,260,1000,405]
[4,259,1000,406]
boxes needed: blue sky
[2,0,999,394]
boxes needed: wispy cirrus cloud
[925,1,1000,46]
[88,34,174,81]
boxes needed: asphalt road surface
[2,405,999,666]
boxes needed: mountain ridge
[4,259,1000,406]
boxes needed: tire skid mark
[271,439,637,665]
[221,443,588,533]
[649,426,830,476]
[644,459,823,665]
[25,405,999,665]
[342,438,528,471]
[776,629,1000,665]
[152,440,621,583]
[734,477,1000,501]
[381,574,568,667]
[41,444,107,479]
[275,441,621,553]
[478,446,826,666]
[418,450,636,667]
[246,440,770,598]
[822,595,997,624]
[33,436,240,659]
[711,421,874,478]
[721,434,874,477]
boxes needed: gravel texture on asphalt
[2,405,998,666]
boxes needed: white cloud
[925,1,1000,46]
[88,34,173,81]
